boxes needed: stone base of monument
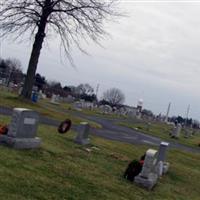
[50,101,60,105]
[0,135,41,149]
[171,135,179,139]
[134,173,158,190]
[74,138,90,145]
[163,162,170,174]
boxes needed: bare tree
[5,58,22,71]
[103,88,125,106]
[76,83,94,95]
[0,0,119,99]
[0,58,23,85]
[5,58,23,86]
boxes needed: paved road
[1,105,200,153]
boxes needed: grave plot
[134,142,170,190]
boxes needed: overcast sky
[2,0,200,119]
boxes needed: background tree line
[0,57,24,86]
[0,0,119,99]
[0,57,124,105]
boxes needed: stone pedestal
[74,122,90,145]
[157,142,170,175]
[157,142,169,162]
[134,173,158,190]
[0,135,41,149]
[163,162,170,174]
[156,161,163,176]
[0,108,41,149]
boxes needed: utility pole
[184,104,190,127]
[95,83,100,99]
[186,104,190,119]
[165,102,171,123]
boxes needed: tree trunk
[21,31,46,99]
[21,0,51,99]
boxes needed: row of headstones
[134,142,170,190]
[171,123,194,139]
[98,105,140,118]
[51,94,76,105]
[20,92,75,104]
[0,108,90,149]
[51,97,139,119]
[73,102,138,118]
[73,101,96,111]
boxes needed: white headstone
[134,149,158,190]
[140,149,158,178]
[50,94,60,105]
[172,123,182,138]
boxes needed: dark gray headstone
[0,108,41,149]
[157,142,169,162]
[8,108,39,138]
[157,142,170,176]
[74,122,90,145]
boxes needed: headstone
[140,149,158,178]
[134,149,158,190]
[146,122,151,131]
[18,87,23,95]
[157,142,169,162]
[136,112,142,119]
[99,105,105,113]
[63,95,74,103]
[118,107,126,116]
[171,123,182,138]
[50,94,60,105]
[32,86,38,92]
[8,82,14,90]
[84,102,94,110]
[38,90,44,100]
[73,101,83,111]
[99,105,112,114]
[156,161,164,177]
[42,93,46,99]
[74,122,90,145]
[0,108,41,149]
[157,142,170,175]
[184,128,192,138]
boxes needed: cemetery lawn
[0,115,200,200]
[0,90,101,128]
[118,121,200,148]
